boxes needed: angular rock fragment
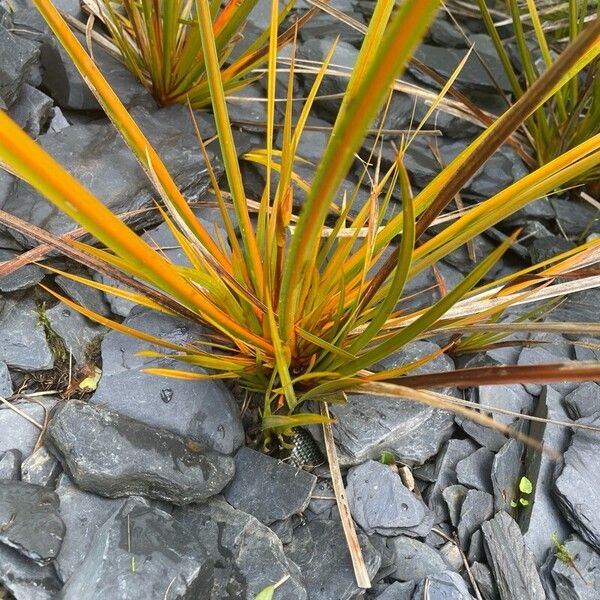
[482,511,545,600]
[59,497,214,599]
[491,438,523,513]
[20,446,61,487]
[224,447,316,525]
[554,414,600,553]
[0,449,21,481]
[412,570,476,599]
[175,496,307,599]
[346,460,433,537]
[7,83,53,138]
[54,474,126,582]
[45,400,235,505]
[90,306,244,455]
[470,561,499,600]
[551,535,600,600]
[0,23,39,107]
[442,484,468,528]
[0,480,64,565]
[520,386,572,564]
[564,382,600,419]
[1,106,219,248]
[372,580,415,599]
[456,447,494,493]
[389,536,449,582]
[285,518,379,600]
[0,297,54,371]
[0,398,57,456]
[0,361,12,398]
[45,303,105,366]
[0,248,44,292]
[0,543,61,600]
[426,438,478,522]
[457,490,494,549]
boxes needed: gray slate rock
[0,449,21,480]
[551,535,600,600]
[346,460,433,537]
[0,248,44,292]
[321,391,454,467]
[456,447,494,493]
[411,571,475,599]
[374,580,415,599]
[0,543,61,600]
[90,306,244,454]
[457,489,494,549]
[0,23,39,106]
[285,519,380,600]
[0,360,13,398]
[224,447,316,525]
[0,480,64,565]
[478,383,534,427]
[45,302,106,366]
[0,297,54,371]
[175,496,307,599]
[455,413,508,452]
[402,135,527,198]
[518,346,573,395]
[482,511,545,600]
[442,484,468,528]
[470,562,499,600]
[564,382,600,420]
[45,400,235,505]
[491,438,524,513]
[54,474,127,582]
[389,536,449,582]
[55,270,112,317]
[0,397,57,456]
[426,438,478,523]
[554,414,600,553]
[42,36,153,111]
[320,342,455,467]
[59,497,214,599]
[2,106,219,248]
[410,39,511,92]
[20,446,61,487]
[7,83,53,138]
[520,386,572,564]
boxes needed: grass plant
[1,0,600,441]
[2,0,600,586]
[78,0,312,107]
[475,0,600,186]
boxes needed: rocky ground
[1,0,600,598]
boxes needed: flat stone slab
[0,297,54,371]
[346,460,433,537]
[285,519,380,600]
[45,400,235,505]
[0,543,61,600]
[1,105,219,248]
[224,447,316,525]
[0,480,65,565]
[175,496,307,599]
[54,474,127,582]
[59,497,214,599]
[0,398,56,457]
[554,414,600,553]
[388,536,449,582]
[482,511,545,600]
[0,449,22,481]
[90,306,244,455]
[551,535,600,599]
